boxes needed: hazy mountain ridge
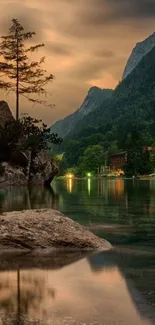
[51,32,155,143]
[50,87,113,138]
[122,32,155,79]
[66,42,155,141]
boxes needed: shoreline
[1,176,155,187]
[57,176,155,180]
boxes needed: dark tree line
[0,116,62,163]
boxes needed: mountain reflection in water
[0,250,155,325]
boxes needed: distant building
[110,147,155,175]
[144,146,154,152]
[110,151,127,174]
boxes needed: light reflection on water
[66,178,73,193]
[0,179,155,245]
[87,178,91,196]
[0,180,155,323]
[0,250,154,325]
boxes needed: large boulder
[0,209,111,251]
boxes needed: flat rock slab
[0,209,111,251]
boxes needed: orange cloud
[0,0,155,125]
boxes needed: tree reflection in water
[0,185,59,212]
[0,250,155,325]
[0,268,56,325]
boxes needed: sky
[0,0,155,125]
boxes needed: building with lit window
[109,151,127,175]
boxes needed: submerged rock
[0,209,111,251]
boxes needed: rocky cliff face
[0,101,14,126]
[0,150,59,186]
[50,87,113,138]
[122,32,155,79]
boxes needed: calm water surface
[0,178,155,245]
[0,249,155,325]
[0,179,155,324]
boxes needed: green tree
[77,145,105,176]
[124,127,153,176]
[63,140,81,167]
[150,150,155,172]
[108,143,118,155]
[58,156,68,176]
[0,116,62,162]
[0,18,54,120]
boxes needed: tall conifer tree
[0,19,54,120]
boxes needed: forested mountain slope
[67,44,155,142]
[49,87,113,138]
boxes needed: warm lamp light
[66,173,74,179]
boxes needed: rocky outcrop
[0,101,14,127]
[0,209,111,251]
[29,151,59,185]
[49,87,113,138]
[1,162,28,185]
[122,32,155,79]
[0,150,59,186]
[0,100,58,185]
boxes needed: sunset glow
[0,0,154,124]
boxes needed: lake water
[0,179,155,324]
[0,249,155,325]
[0,178,155,245]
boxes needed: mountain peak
[122,32,155,79]
[88,86,102,93]
[50,87,113,138]
[136,32,155,44]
